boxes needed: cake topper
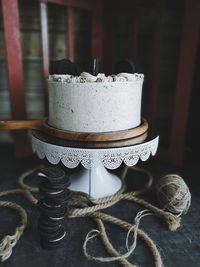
[91,58,100,76]
[115,59,139,74]
[49,59,78,75]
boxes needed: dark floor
[0,144,200,267]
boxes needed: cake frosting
[48,72,144,133]
[48,72,144,83]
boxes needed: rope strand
[0,201,27,262]
[0,165,187,266]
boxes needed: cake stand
[31,130,159,198]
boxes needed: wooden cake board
[0,117,148,142]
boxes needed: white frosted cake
[48,72,144,133]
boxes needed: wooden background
[0,0,199,164]
[0,0,92,142]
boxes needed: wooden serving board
[32,129,148,148]
[0,117,148,142]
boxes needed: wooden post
[169,0,200,164]
[67,7,75,61]
[130,7,139,59]
[1,0,31,157]
[146,0,166,131]
[91,1,103,61]
[103,1,117,74]
[40,1,49,115]
[1,0,26,120]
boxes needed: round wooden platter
[32,129,148,148]
[0,117,148,142]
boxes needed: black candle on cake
[90,58,100,76]
[115,59,142,74]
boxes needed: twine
[156,174,191,216]
[0,167,40,262]
[85,211,163,267]
[82,210,153,264]
[0,201,27,262]
[0,166,190,266]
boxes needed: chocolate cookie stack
[37,167,71,249]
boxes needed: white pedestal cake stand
[31,131,159,198]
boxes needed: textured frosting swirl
[48,72,144,83]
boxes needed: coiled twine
[156,174,191,215]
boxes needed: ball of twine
[156,174,191,215]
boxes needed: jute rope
[156,174,191,216]
[0,201,27,262]
[69,199,135,267]
[93,218,135,267]
[73,166,153,205]
[69,194,162,266]
[86,211,163,267]
[0,165,188,266]
[0,167,40,262]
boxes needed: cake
[48,72,144,133]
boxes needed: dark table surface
[0,144,199,267]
